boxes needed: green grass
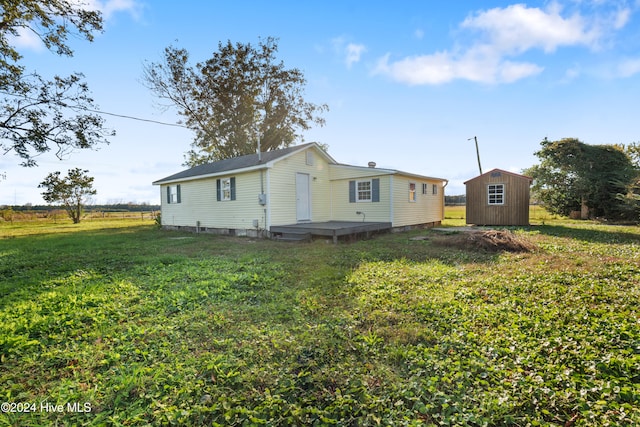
[1,215,639,426]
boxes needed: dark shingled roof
[153,143,317,184]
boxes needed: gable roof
[463,168,532,185]
[153,143,335,185]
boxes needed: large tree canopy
[525,138,639,221]
[0,0,113,167]
[142,37,328,166]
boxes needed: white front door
[296,172,311,222]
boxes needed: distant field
[0,215,156,238]
[1,213,639,425]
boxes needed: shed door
[296,172,311,222]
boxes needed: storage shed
[464,169,532,226]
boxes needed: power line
[80,106,189,129]
[0,90,190,129]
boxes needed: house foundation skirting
[391,221,441,233]
[162,220,441,240]
[162,225,265,238]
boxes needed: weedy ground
[1,211,639,426]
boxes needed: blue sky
[2,0,640,205]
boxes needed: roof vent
[368,161,376,168]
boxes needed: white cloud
[616,58,640,77]
[97,0,143,20]
[374,52,454,85]
[461,3,600,54]
[9,26,45,51]
[613,7,631,29]
[498,60,545,83]
[345,43,366,68]
[69,0,142,20]
[564,64,583,80]
[375,2,631,86]
[332,37,367,68]
[374,48,543,85]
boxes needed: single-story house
[464,168,532,226]
[153,143,448,239]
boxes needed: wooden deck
[270,221,392,243]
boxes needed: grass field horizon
[1,209,639,425]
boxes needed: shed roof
[463,168,532,185]
[153,143,335,185]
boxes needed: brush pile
[433,229,537,253]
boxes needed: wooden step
[273,231,311,242]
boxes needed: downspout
[265,168,271,235]
[260,168,266,236]
[258,138,264,195]
[258,137,266,235]
[442,179,449,222]
[389,175,394,226]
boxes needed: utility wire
[0,90,190,129]
[80,106,189,129]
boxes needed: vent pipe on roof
[368,161,376,168]
[257,137,262,163]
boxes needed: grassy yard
[1,213,639,426]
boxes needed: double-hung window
[167,185,181,204]
[221,178,232,201]
[349,179,380,203]
[216,177,236,201]
[488,184,505,205]
[357,180,372,202]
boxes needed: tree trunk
[580,197,589,220]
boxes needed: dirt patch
[432,229,538,253]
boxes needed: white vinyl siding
[329,164,389,180]
[268,148,331,226]
[331,176,390,222]
[161,172,264,229]
[392,177,443,227]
